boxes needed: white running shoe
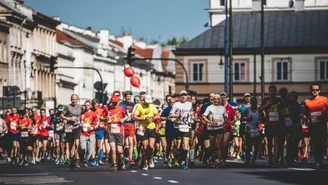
[149,159,155,169]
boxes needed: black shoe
[70,158,75,170]
[41,159,46,163]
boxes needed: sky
[24,0,209,43]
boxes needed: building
[207,0,328,27]
[174,1,328,102]
[0,19,10,98]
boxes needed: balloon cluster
[124,67,140,88]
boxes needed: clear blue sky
[24,0,209,43]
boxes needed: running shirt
[203,104,227,130]
[304,96,328,124]
[134,104,158,130]
[240,104,251,126]
[81,111,99,137]
[39,117,51,137]
[63,104,83,129]
[5,113,20,134]
[19,118,31,137]
[0,118,5,136]
[161,106,175,135]
[170,101,193,132]
[102,105,126,134]
[119,101,135,125]
[278,100,292,127]
[261,97,281,125]
[224,104,236,132]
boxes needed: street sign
[0,97,21,109]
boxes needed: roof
[178,10,328,51]
[109,39,124,48]
[73,31,100,43]
[133,45,153,58]
[56,30,92,51]
[162,50,171,68]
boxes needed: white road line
[141,173,149,176]
[130,170,138,173]
[153,177,163,180]
[288,168,314,171]
[0,173,50,177]
[168,180,179,183]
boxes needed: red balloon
[130,76,140,88]
[124,67,135,78]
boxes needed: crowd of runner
[0,83,327,171]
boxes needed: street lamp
[219,57,224,69]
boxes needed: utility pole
[260,0,265,101]
[228,0,233,101]
[224,0,229,95]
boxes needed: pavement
[0,158,327,185]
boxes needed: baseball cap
[57,105,64,111]
[179,90,188,95]
[220,92,227,96]
[244,93,251,97]
[144,95,152,103]
[111,95,120,103]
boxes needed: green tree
[162,36,189,47]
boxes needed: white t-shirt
[203,105,227,129]
[170,101,193,125]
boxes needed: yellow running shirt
[134,104,158,129]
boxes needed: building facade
[0,20,10,98]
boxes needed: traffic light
[49,56,58,72]
[127,46,135,66]
[95,92,109,104]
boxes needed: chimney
[117,35,133,50]
[99,30,109,45]
[294,0,305,11]
[252,0,262,12]
[52,16,60,21]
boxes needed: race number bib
[42,121,48,128]
[311,111,322,123]
[10,122,17,130]
[269,112,279,122]
[110,124,121,134]
[82,123,91,132]
[65,124,73,133]
[137,126,145,136]
[21,131,29,137]
[285,117,293,127]
[56,125,64,131]
[31,127,38,135]
[250,129,260,138]
[48,130,54,138]
[178,125,189,132]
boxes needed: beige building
[174,8,328,103]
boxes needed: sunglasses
[312,89,320,92]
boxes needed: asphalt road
[0,158,327,185]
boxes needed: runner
[133,95,159,170]
[18,109,31,166]
[53,105,66,165]
[5,107,20,164]
[39,109,51,163]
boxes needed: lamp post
[228,0,233,101]
[260,0,265,101]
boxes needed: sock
[98,149,103,162]
[190,149,195,161]
[133,147,138,159]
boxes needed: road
[0,158,327,185]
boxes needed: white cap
[220,92,227,96]
[244,93,251,97]
[144,95,152,103]
[179,90,188,95]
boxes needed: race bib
[302,124,308,129]
[21,131,29,137]
[161,121,166,128]
[137,126,145,136]
[49,130,54,137]
[178,125,189,132]
[42,121,48,128]
[250,129,260,138]
[269,112,279,122]
[311,111,322,123]
[65,124,73,133]
[56,125,64,131]
[31,128,38,135]
[285,117,293,127]
[110,124,121,134]
[82,123,91,132]
[10,122,17,130]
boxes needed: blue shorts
[95,130,104,140]
[10,132,20,141]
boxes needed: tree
[162,36,189,47]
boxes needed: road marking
[288,167,314,171]
[168,180,179,183]
[153,177,163,180]
[0,173,50,177]
[0,176,73,184]
[141,173,149,176]
[130,170,138,173]
[226,159,245,164]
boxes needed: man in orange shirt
[80,100,99,168]
[303,83,328,171]
[102,95,128,172]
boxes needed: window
[191,62,205,82]
[318,59,328,81]
[220,0,225,6]
[275,60,289,81]
[234,62,247,82]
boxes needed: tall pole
[260,0,265,101]
[228,0,233,101]
[224,0,229,95]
